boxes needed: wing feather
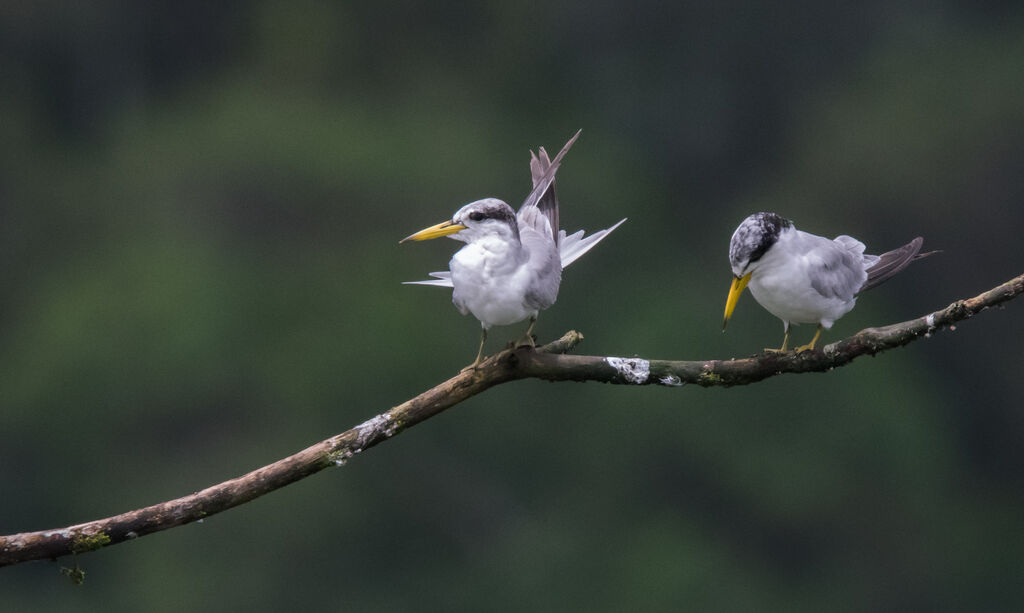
[528,146,559,241]
[402,271,453,288]
[807,235,868,302]
[860,237,927,293]
[558,218,627,269]
[517,130,580,240]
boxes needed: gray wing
[557,218,627,268]
[808,235,869,302]
[520,226,561,310]
[519,130,624,271]
[528,146,559,240]
[517,130,580,242]
[860,237,925,293]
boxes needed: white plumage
[724,212,928,352]
[402,131,625,368]
[406,220,627,288]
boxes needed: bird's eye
[468,211,486,222]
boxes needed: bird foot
[793,325,823,353]
[762,347,788,354]
[460,358,484,373]
[462,344,488,373]
[513,335,537,350]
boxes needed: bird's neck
[458,234,528,272]
[480,234,526,258]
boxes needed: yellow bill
[722,272,752,331]
[400,220,467,243]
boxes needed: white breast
[450,238,538,328]
[748,231,859,328]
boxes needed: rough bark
[1,272,1021,568]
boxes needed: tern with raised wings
[402,131,626,369]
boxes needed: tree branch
[2,272,1021,568]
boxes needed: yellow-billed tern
[723,212,933,352]
[401,131,626,368]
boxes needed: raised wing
[527,146,559,241]
[524,130,624,268]
[516,130,580,237]
[405,129,624,287]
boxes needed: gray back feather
[809,234,869,302]
[522,227,561,310]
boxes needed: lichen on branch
[1,272,1021,569]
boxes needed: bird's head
[723,212,793,330]
[401,198,519,244]
[728,212,793,276]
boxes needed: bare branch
[518,272,1024,387]
[1,273,1021,568]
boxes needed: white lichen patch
[925,313,936,329]
[356,413,390,432]
[331,449,354,466]
[354,413,392,446]
[605,357,650,384]
[42,530,72,539]
[659,375,684,387]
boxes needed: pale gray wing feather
[520,226,561,310]
[558,218,627,268]
[520,130,625,268]
[517,130,580,240]
[517,206,554,245]
[402,271,453,288]
[528,146,559,240]
[808,235,869,302]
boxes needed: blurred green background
[2,1,1023,610]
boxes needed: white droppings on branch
[4,275,1020,569]
[332,450,353,466]
[42,530,72,539]
[331,414,398,467]
[659,375,684,387]
[352,413,395,449]
[605,357,650,384]
[924,312,936,338]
